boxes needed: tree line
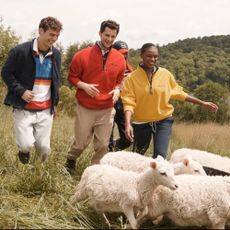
[0,21,229,123]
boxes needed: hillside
[129,35,230,90]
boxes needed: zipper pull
[150,85,153,95]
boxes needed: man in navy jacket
[1,16,62,164]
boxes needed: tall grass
[0,104,229,229]
[170,122,230,157]
[0,105,96,229]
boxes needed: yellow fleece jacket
[121,66,188,122]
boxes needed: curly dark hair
[99,20,120,35]
[39,16,63,32]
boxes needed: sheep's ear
[183,158,189,166]
[150,161,157,169]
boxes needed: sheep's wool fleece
[171,148,230,173]
[149,174,230,227]
[76,164,145,212]
[100,151,152,173]
[101,151,206,175]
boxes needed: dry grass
[0,105,97,229]
[170,122,230,157]
[0,104,229,229]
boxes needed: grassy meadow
[1,103,230,229]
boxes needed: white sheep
[100,151,206,175]
[71,155,178,229]
[142,174,230,229]
[170,148,230,175]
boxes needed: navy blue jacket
[1,40,61,113]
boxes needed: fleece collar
[139,63,158,74]
[96,41,111,56]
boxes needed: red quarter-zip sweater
[68,44,126,109]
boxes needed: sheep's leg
[209,218,225,229]
[136,206,148,226]
[226,220,230,228]
[208,210,225,229]
[123,207,138,229]
[152,215,164,225]
[210,223,225,229]
[102,212,111,228]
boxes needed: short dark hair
[39,16,63,32]
[100,20,120,35]
[140,43,157,54]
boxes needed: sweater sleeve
[121,76,136,113]
[169,73,188,101]
[53,50,61,106]
[68,52,82,86]
[115,59,126,89]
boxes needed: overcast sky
[0,0,229,49]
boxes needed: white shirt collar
[33,38,53,63]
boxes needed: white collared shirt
[33,38,53,63]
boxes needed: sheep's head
[183,157,207,175]
[173,157,207,175]
[150,156,178,190]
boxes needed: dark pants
[109,99,132,151]
[132,117,174,158]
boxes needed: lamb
[100,151,207,175]
[170,148,230,175]
[70,155,178,229]
[143,174,230,229]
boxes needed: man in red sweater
[66,20,126,175]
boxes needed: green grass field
[1,104,230,229]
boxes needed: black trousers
[109,99,132,151]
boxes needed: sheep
[100,151,207,175]
[170,148,230,175]
[70,155,178,229]
[142,174,230,229]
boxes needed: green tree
[173,82,230,123]
[193,82,230,123]
[129,48,140,69]
[58,85,76,117]
[62,41,93,85]
[0,18,19,75]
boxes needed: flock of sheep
[70,148,230,229]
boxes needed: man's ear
[39,28,44,35]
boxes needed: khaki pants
[12,108,53,161]
[68,102,115,164]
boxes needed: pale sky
[0,0,229,49]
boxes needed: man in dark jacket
[1,16,62,164]
[108,40,133,151]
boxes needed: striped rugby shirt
[25,38,52,110]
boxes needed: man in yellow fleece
[121,43,218,158]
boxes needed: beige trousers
[12,108,53,161]
[68,102,115,164]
